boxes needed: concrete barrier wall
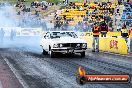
[80,32,128,54]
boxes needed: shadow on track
[23,51,86,60]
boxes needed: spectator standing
[83,22,88,32]
[62,21,68,30]
[129,25,132,37]
[100,21,108,37]
[121,24,129,42]
[0,28,5,43]
[42,21,47,31]
[35,10,39,17]
[10,30,16,41]
[108,20,113,31]
[117,23,121,31]
[87,23,92,32]
[92,22,100,52]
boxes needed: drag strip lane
[2,50,107,88]
[0,48,132,88]
[0,49,110,88]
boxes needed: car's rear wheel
[81,52,85,57]
[42,49,48,55]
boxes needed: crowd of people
[121,3,132,28]
[53,0,131,36]
[14,1,118,32]
[53,1,117,32]
[15,0,56,27]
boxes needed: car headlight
[82,43,87,48]
[53,44,59,48]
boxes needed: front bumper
[51,48,87,53]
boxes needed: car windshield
[50,32,78,39]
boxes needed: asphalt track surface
[0,36,132,88]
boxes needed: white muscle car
[40,31,87,58]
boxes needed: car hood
[50,37,86,44]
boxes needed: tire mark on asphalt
[1,50,81,88]
[7,50,108,88]
[24,54,116,88]
[74,57,132,74]
[19,50,132,88]
[1,49,132,88]
[58,58,132,88]
[88,51,132,66]
[4,56,55,88]
[71,57,132,88]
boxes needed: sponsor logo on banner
[76,66,130,85]
[110,40,118,49]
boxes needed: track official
[100,21,108,37]
[121,25,129,42]
[92,22,100,52]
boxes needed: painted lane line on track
[3,57,30,88]
[103,52,132,58]
[0,81,3,88]
[87,49,132,58]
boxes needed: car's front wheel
[42,49,48,55]
[81,52,85,57]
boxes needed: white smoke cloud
[0,3,41,48]
[0,4,18,27]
